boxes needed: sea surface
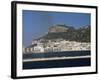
[23,51,91,69]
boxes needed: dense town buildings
[23,39,90,53]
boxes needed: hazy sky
[23,10,90,47]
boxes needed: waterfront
[23,58,90,69]
[23,51,91,69]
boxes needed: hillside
[24,24,91,53]
[41,24,90,42]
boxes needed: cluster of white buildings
[23,39,91,53]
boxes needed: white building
[34,43,44,53]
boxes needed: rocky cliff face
[48,24,69,33]
[42,24,90,42]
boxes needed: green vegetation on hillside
[42,25,90,42]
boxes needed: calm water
[23,51,91,69]
[23,51,90,59]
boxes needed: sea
[23,51,91,69]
